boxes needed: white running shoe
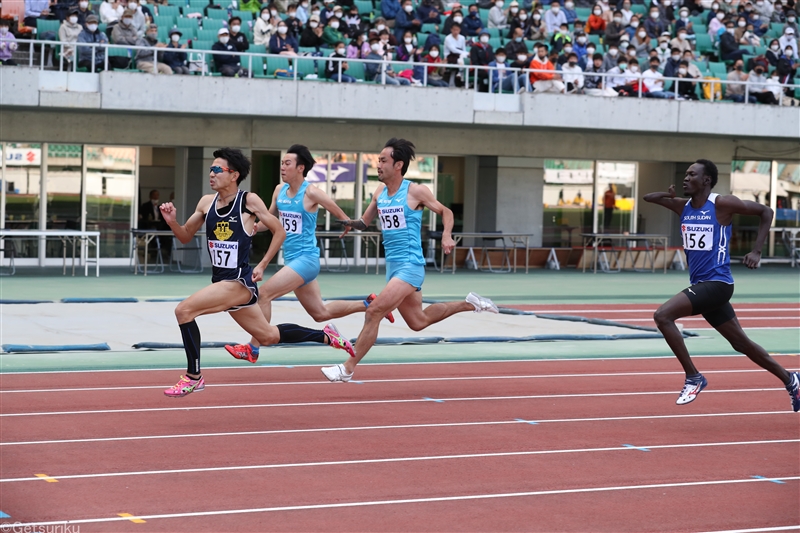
[466,292,499,313]
[676,374,707,405]
[321,363,353,382]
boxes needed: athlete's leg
[228,304,282,346]
[714,317,791,384]
[249,266,306,345]
[653,292,698,376]
[295,280,366,322]
[396,290,473,332]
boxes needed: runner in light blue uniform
[278,179,322,286]
[322,138,501,383]
[644,159,799,411]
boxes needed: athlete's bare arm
[409,182,455,254]
[254,185,283,233]
[306,184,350,221]
[716,194,773,269]
[340,184,382,236]
[245,193,286,282]
[643,185,689,215]
[160,195,213,244]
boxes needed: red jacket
[528,56,554,83]
[585,14,606,33]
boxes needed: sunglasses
[209,165,234,174]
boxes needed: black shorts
[682,281,736,328]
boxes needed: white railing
[17,39,800,106]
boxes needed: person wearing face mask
[584,52,617,95]
[488,0,509,29]
[674,9,694,36]
[571,31,588,61]
[470,30,495,90]
[724,58,756,102]
[111,8,139,44]
[325,40,357,81]
[284,4,303,38]
[506,8,528,38]
[551,23,572,54]
[681,50,701,76]
[560,51,584,92]
[421,43,449,86]
[322,15,345,46]
[603,10,625,48]
[298,13,322,47]
[319,2,335,25]
[227,17,250,52]
[364,35,410,84]
[601,44,619,70]
[555,41,574,66]
[444,22,468,86]
[779,26,798,58]
[0,18,18,66]
[766,38,783,66]
[777,45,798,86]
[753,0,773,20]
[644,8,667,39]
[74,0,96,27]
[99,0,124,26]
[139,190,164,229]
[720,21,746,61]
[504,26,527,58]
[544,1,567,34]
[747,60,779,104]
[786,10,798,34]
[657,0,674,23]
[585,4,606,34]
[673,59,699,99]
[662,46,682,78]
[59,8,84,62]
[528,43,566,92]
[212,28,249,77]
[669,28,692,54]
[394,0,421,41]
[270,20,299,55]
[747,9,769,37]
[462,5,483,36]
[123,0,146,36]
[163,27,189,75]
[347,30,370,58]
[381,0,401,27]
[417,0,443,27]
[255,7,278,46]
[527,9,546,40]
[620,1,633,24]
[77,14,129,70]
[296,0,310,24]
[579,42,595,68]
[442,9,463,35]
[135,23,172,74]
[488,47,522,91]
[606,56,629,91]
[23,0,54,30]
[708,8,726,42]
[395,29,417,60]
[562,0,577,23]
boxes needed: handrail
[18,39,800,106]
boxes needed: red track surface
[1,357,799,532]
[507,302,800,329]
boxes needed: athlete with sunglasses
[158,147,354,398]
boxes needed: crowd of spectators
[3,0,798,103]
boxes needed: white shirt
[642,68,664,91]
[620,8,633,24]
[560,63,584,87]
[444,33,467,56]
[607,66,628,87]
[779,34,798,58]
[100,1,124,23]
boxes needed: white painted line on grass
[1,410,790,447]
[1,439,795,483]
[8,476,800,528]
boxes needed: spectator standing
[163,27,189,74]
[59,9,83,62]
[529,43,565,92]
[643,56,675,98]
[228,17,250,52]
[0,19,18,65]
[463,4,483,37]
[325,41,357,82]
[489,0,509,29]
[725,58,757,102]
[585,4,606,35]
[111,9,138,44]
[604,10,625,48]
[603,185,615,230]
[644,7,667,39]
[720,21,746,62]
[544,2,567,34]
[561,52,584,92]
[212,28,248,77]
[135,23,171,74]
[471,30,495,90]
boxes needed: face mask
[609,48,618,56]
[716,12,724,19]
[735,63,742,70]
[712,3,719,8]
[87,23,98,31]
[738,20,746,26]
[532,13,540,20]
[631,20,639,27]
[613,17,621,23]
[593,9,601,15]
[650,63,659,69]
[727,27,735,34]
[79,0,88,7]
[262,13,270,20]
[577,36,586,43]
[511,36,522,42]
[630,64,639,72]
[310,21,319,27]
[480,35,489,43]
[628,49,636,57]
[659,42,668,49]
[301,2,308,7]
[756,1,763,4]
[330,21,339,29]
[755,68,764,74]
[789,17,796,22]
[430,49,439,57]
[563,45,572,53]
[678,32,686,39]
[470,10,478,16]
[752,14,759,19]
[510,7,518,13]
[171,33,180,42]
[787,50,794,57]
[371,42,381,51]
[619,63,627,70]
[638,31,646,38]
[671,53,680,60]
[231,24,241,32]
[219,36,229,43]
[663,0,670,5]
[517,54,527,61]
[680,11,688,18]
[336,47,345,54]
[404,4,413,12]
[650,12,658,18]
[334,10,343,17]
[771,44,780,51]
[69,15,78,23]
[128,2,136,8]
[496,1,504,8]
[288,11,296,17]
[519,13,528,20]
[678,67,687,74]
[311,9,320,15]
[552,6,560,13]
[453,15,463,22]
[565,1,574,7]
[559,28,568,34]
[122,17,133,25]
[586,47,595,54]
[568,60,576,66]
[400,36,411,44]
[496,55,506,62]
[278,26,287,34]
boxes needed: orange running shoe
[365,293,395,323]
[225,343,259,363]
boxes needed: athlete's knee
[255,327,280,346]
[308,308,331,322]
[728,336,752,354]
[174,302,194,323]
[365,304,387,323]
[653,306,674,327]
[406,319,427,332]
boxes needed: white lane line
[8,476,800,528]
[698,526,800,533]
[0,369,772,394]
[2,353,797,376]
[1,410,790,447]
[1,439,795,483]
[0,388,782,418]
[527,308,800,314]
[624,317,799,322]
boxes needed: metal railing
[18,39,800,106]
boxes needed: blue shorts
[285,253,321,286]
[386,261,425,291]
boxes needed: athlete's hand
[667,184,676,198]
[742,250,761,269]
[159,202,177,225]
[442,235,455,255]
[252,263,266,283]
[339,225,352,238]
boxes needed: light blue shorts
[386,261,425,291]
[285,254,320,285]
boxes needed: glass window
[596,162,637,234]
[730,160,772,256]
[542,159,593,247]
[85,146,137,258]
[3,143,42,258]
[775,162,799,228]
[46,144,83,258]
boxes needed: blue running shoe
[676,374,707,405]
[786,372,800,413]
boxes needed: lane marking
[3,439,794,484]
[34,474,58,483]
[117,513,146,523]
[422,397,444,403]
[517,308,800,314]
[0,388,783,418]
[1,411,792,447]
[698,527,800,533]
[10,476,800,527]
[0,369,779,395]
[751,475,786,484]
[621,317,799,322]
[0,512,10,518]
[514,418,538,425]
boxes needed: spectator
[78,14,128,70]
[163,27,189,75]
[506,26,528,58]
[669,27,692,54]
[604,10,625,47]
[720,20,746,62]
[270,20,299,55]
[544,1,567,34]
[444,22,468,86]
[320,1,336,26]
[75,0,96,27]
[708,9,726,42]
[378,28,398,50]
[682,49,702,78]
[602,43,620,71]
[683,0,704,16]
[381,0,401,27]
[662,46,682,78]
[561,51,583,92]
[0,19,18,65]
[780,26,798,58]
[344,6,362,35]
[325,40,357,82]
[488,0,508,29]
[489,46,525,91]
[748,8,769,37]
[555,41,573,66]
[135,23,170,74]
[644,7,667,39]
[551,23,572,54]
[581,42,596,69]
[618,57,642,95]
[607,56,629,90]
[747,61,778,103]
[463,4,483,37]
[396,29,417,60]
[585,4,606,35]
[718,0,736,17]
[418,0,443,28]
[620,0,634,24]
[394,0,421,41]
[442,9,463,36]
[675,60,699,99]
[733,16,748,42]
[348,31,370,58]
[753,0,773,20]
[420,43,449,86]
[653,36,670,66]
[212,28,248,77]
[624,15,640,39]
[787,10,798,34]
[562,0,577,23]
[471,29,495,90]
[323,16,345,46]
[632,25,651,58]
[59,9,83,62]
[24,0,54,29]
[657,0,675,23]
[584,53,617,95]
[742,23,762,47]
[254,8,277,46]
[111,9,138,44]
[528,10,546,40]
[365,36,411,84]
[124,0,146,36]
[625,43,637,61]
[778,45,797,87]
[572,31,588,62]
[767,38,783,66]
[528,43,565,92]
[725,58,756,102]
[296,0,310,23]
[228,17,250,52]
[674,7,694,36]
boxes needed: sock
[687,372,703,381]
[249,342,260,354]
[179,320,201,376]
[277,323,326,345]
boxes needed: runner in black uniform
[159,148,354,398]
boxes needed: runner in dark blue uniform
[644,159,799,411]
[158,148,354,398]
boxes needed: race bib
[378,206,407,231]
[280,211,302,235]
[681,224,714,251]
[208,240,239,268]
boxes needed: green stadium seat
[36,19,61,37]
[197,28,218,41]
[206,9,228,20]
[486,27,500,38]
[355,0,373,16]
[154,15,176,27]
[250,55,267,77]
[695,33,713,54]
[346,60,366,80]
[489,37,503,50]
[575,7,592,19]
[267,55,291,77]
[231,10,254,20]
[630,4,646,14]
[298,47,318,54]
[479,9,489,27]
[191,39,214,50]
[295,56,318,79]
[416,32,429,47]
[421,23,438,34]
[202,18,225,30]
[184,7,204,16]
[157,5,181,17]
[588,34,601,46]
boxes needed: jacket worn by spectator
[322,25,344,46]
[463,12,483,36]
[231,32,249,52]
[77,27,108,64]
[725,68,747,96]
[604,20,625,47]
[585,14,606,34]
[59,19,83,59]
[719,31,740,57]
[662,56,681,78]
[417,4,442,24]
[488,6,508,29]
[584,64,605,89]
[544,9,567,34]
[135,34,161,62]
[300,26,324,47]
[212,41,241,70]
[0,29,17,61]
[528,54,554,82]
[470,41,495,66]
[505,38,527,58]
[394,8,420,41]
[163,41,187,69]
[254,17,276,46]
[381,0,400,20]
[111,21,138,44]
[325,50,348,78]
[644,17,667,39]
[364,50,386,80]
[99,0,123,23]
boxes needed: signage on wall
[3,148,42,166]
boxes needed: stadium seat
[184,7,204,16]
[346,60,367,80]
[295,56,319,79]
[267,55,291,77]
[231,9,254,20]
[154,15,176,27]
[575,7,592,19]
[206,9,228,20]
[489,37,503,49]
[197,28,218,41]
[694,33,713,54]
[36,19,61,37]
[588,34,601,46]
[630,4,646,14]
[486,27,500,38]
[191,39,214,50]
[355,0,373,16]
[421,23,438,34]
[250,56,267,77]
[479,9,489,26]
[202,19,225,31]
[157,5,181,17]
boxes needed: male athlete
[225,145,393,363]
[321,138,500,382]
[159,148,354,398]
[644,159,799,411]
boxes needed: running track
[1,356,798,532]
[508,302,800,330]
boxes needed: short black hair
[696,159,718,189]
[286,144,316,177]
[213,147,250,185]
[592,53,603,60]
[384,138,416,176]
